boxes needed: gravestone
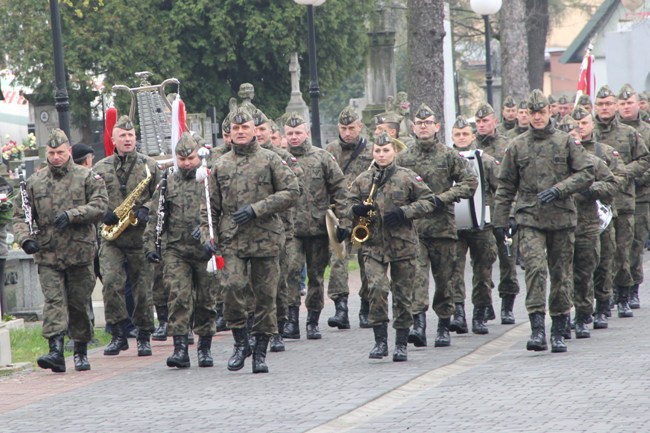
[1,249,43,321]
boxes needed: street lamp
[294,0,326,147]
[49,0,70,138]
[470,0,502,107]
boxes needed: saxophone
[351,172,381,247]
[100,164,152,241]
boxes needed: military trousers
[613,213,635,288]
[164,251,216,337]
[222,254,279,336]
[100,242,154,332]
[276,236,290,323]
[364,255,415,329]
[39,263,95,342]
[288,235,330,312]
[494,228,520,297]
[412,238,456,319]
[593,222,615,302]
[573,230,600,316]
[630,202,650,285]
[151,263,167,307]
[518,226,574,316]
[452,228,497,308]
[328,243,368,301]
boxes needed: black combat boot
[228,328,251,371]
[252,335,270,374]
[563,315,572,340]
[484,304,496,321]
[593,299,609,329]
[472,307,489,335]
[215,302,228,332]
[282,306,300,339]
[306,310,322,340]
[137,330,152,356]
[328,295,350,329]
[359,298,371,328]
[500,294,516,325]
[104,320,129,356]
[197,335,213,367]
[526,312,547,351]
[574,312,591,339]
[617,286,634,318]
[550,314,568,353]
[166,335,190,368]
[449,303,468,334]
[434,318,451,347]
[73,341,91,371]
[37,334,66,373]
[408,311,427,347]
[629,284,640,309]
[393,328,409,362]
[270,320,286,353]
[369,323,388,359]
[152,305,168,341]
[246,312,256,350]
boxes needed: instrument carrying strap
[342,138,367,174]
[116,153,139,198]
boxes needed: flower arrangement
[2,133,37,161]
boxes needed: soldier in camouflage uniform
[346,131,435,362]
[396,104,478,348]
[283,112,347,341]
[451,116,499,335]
[577,94,594,113]
[617,84,650,309]
[14,129,108,372]
[202,106,299,374]
[325,107,373,330]
[496,96,517,136]
[94,115,162,357]
[594,85,650,318]
[557,94,572,119]
[507,101,530,139]
[493,89,594,353]
[374,112,414,149]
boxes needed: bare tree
[500,0,530,102]
[526,0,549,91]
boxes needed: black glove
[232,205,256,225]
[538,187,560,204]
[493,227,507,243]
[191,224,201,241]
[336,227,351,243]
[352,203,373,217]
[103,210,119,226]
[136,207,150,224]
[433,196,445,212]
[145,251,162,263]
[54,212,70,230]
[204,241,220,256]
[383,208,406,227]
[507,217,518,237]
[22,240,39,254]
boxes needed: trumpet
[351,172,380,246]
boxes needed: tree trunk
[407,0,446,140]
[526,0,549,91]
[500,0,530,102]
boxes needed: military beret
[222,115,231,134]
[375,130,393,146]
[527,89,549,112]
[453,116,471,130]
[46,128,69,148]
[502,96,516,108]
[577,94,592,106]
[557,115,578,133]
[269,120,280,133]
[548,95,556,104]
[639,92,649,102]
[518,100,528,110]
[253,109,269,127]
[285,112,306,128]
[338,106,360,126]
[114,115,134,131]
[72,143,93,161]
[175,131,199,157]
[230,106,254,125]
[557,94,569,105]
[596,85,615,99]
[475,103,495,119]
[414,103,436,120]
[571,106,592,121]
[618,83,636,100]
[374,111,402,125]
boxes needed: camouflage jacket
[288,139,347,237]
[507,124,529,140]
[575,154,619,237]
[453,144,500,224]
[474,133,510,162]
[493,123,594,231]
[396,137,478,239]
[13,158,108,269]
[496,119,516,136]
[93,151,161,247]
[325,136,374,188]
[202,139,300,257]
[581,138,625,216]
[348,161,435,262]
[620,115,650,203]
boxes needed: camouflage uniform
[496,96,517,136]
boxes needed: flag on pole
[103,106,117,156]
[170,96,186,169]
[575,43,595,107]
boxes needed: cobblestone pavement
[1,255,649,433]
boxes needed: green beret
[453,116,471,130]
[253,109,269,127]
[414,103,436,120]
[475,103,495,119]
[285,112,306,128]
[577,94,591,106]
[618,83,636,100]
[46,128,69,148]
[231,106,254,125]
[557,94,569,105]
[518,100,528,110]
[557,115,578,133]
[596,85,615,99]
[527,89,549,112]
[548,95,556,104]
[338,106,360,126]
[571,106,592,121]
[502,96,516,108]
[114,115,134,131]
[175,131,199,157]
[374,112,402,125]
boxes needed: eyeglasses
[414,120,436,127]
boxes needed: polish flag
[104,107,117,156]
[575,43,595,107]
[170,96,186,169]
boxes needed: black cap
[72,143,94,162]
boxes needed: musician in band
[13,128,108,372]
[93,115,162,358]
[346,131,435,362]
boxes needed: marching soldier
[493,89,594,353]
[577,94,594,113]
[14,129,108,372]
[507,101,531,139]
[396,103,478,348]
[496,95,517,136]
[94,115,162,357]
[202,106,300,373]
[374,112,414,148]
[548,95,561,126]
[557,94,572,119]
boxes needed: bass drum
[454,149,487,230]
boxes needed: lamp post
[470,0,502,107]
[49,0,70,138]
[294,0,326,147]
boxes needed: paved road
[1,256,649,433]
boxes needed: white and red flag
[575,43,596,107]
[170,96,186,169]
